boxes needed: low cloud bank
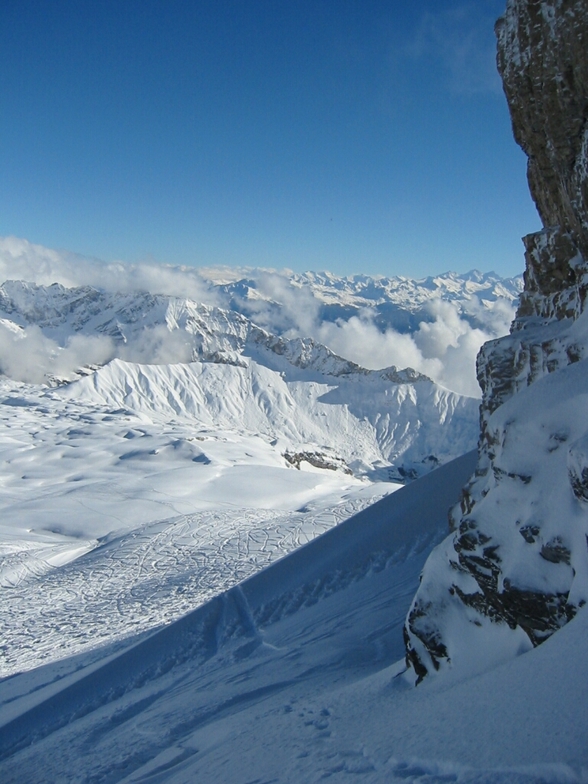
[0,236,518,396]
[0,322,115,384]
[0,236,218,304]
[313,298,513,397]
[229,270,516,397]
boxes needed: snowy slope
[0,450,586,783]
[0,373,400,676]
[61,357,478,479]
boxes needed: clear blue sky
[0,0,540,278]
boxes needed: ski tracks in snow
[0,497,381,676]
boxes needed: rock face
[404,0,588,682]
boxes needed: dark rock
[519,524,540,543]
[568,433,588,502]
[540,537,572,565]
[283,451,352,475]
[453,582,575,647]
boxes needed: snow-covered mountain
[0,236,523,335]
[0,277,481,481]
[202,265,522,335]
[62,356,476,482]
[0,241,522,395]
[0,278,431,381]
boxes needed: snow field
[1,450,586,783]
[0,375,396,676]
[0,453,476,781]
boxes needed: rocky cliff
[404,0,588,681]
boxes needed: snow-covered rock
[405,0,588,681]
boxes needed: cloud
[0,322,115,384]
[311,298,513,398]
[243,271,322,336]
[317,313,442,380]
[119,325,194,365]
[228,271,516,397]
[0,236,517,397]
[0,236,219,304]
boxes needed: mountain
[0,249,522,396]
[0,279,480,481]
[0,236,523,337]
[404,0,588,680]
[0,278,430,381]
[62,357,476,482]
[201,266,523,335]
[0,267,522,370]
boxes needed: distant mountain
[200,266,523,335]
[0,279,480,480]
[0,279,429,380]
[0,235,523,334]
[0,239,523,395]
[0,266,523,344]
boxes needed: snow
[0,246,583,781]
[0,372,403,676]
[406,337,588,680]
[0,450,586,783]
[61,356,478,475]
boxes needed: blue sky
[0,0,539,278]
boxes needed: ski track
[0,377,396,677]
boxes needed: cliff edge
[404,0,588,681]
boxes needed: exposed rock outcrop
[404,0,588,681]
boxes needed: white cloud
[0,236,218,304]
[0,236,517,397]
[0,322,114,384]
[300,294,515,398]
[252,272,321,336]
[119,325,194,365]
